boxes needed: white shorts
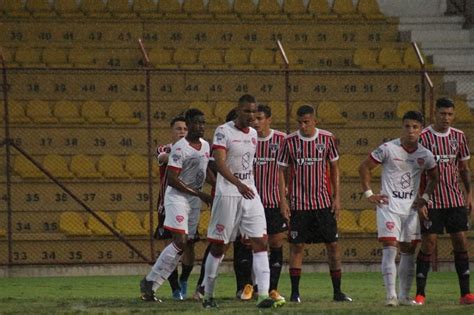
[207,195,267,244]
[377,207,420,243]
[164,195,201,238]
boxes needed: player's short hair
[170,115,186,127]
[238,94,256,106]
[436,97,455,109]
[257,104,272,118]
[296,104,315,117]
[184,108,204,122]
[225,108,238,122]
[402,110,424,124]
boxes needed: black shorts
[264,207,288,235]
[288,208,338,244]
[421,207,469,235]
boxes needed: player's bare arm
[213,148,255,199]
[167,168,213,205]
[278,166,290,221]
[459,159,472,214]
[414,167,439,221]
[329,160,341,220]
[359,157,389,205]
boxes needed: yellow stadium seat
[143,212,158,234]
[107,0,136,18]
[133,0,160,18]
[54,100,85,124]
[317,101,347,124]
[26,100,58,124]
[250,48,280,70]
[80,0,109,17]
[214,101,236,122]
[0,228,5,237]
[453,99,473,123]
[378,48,405,69]
[359,209,377,233]
[59,212,92,236]
[158,0,187,19]
[54,0,83,17]
[81,101,112,124]
[353,48,382,69]
[148,48,176,69]
[283,0,312,20]
[233,0,260,19]
[290,101,309,118]
[258,0,285,20]
[116,211,147,236]
[2,48,18,68]
[268,101,287,124]
[189,101,218,124]
[183,0,212,19]
[108,101,140,124]
[332,0,361,19]
[372,163,382,178]
[3,0,30,17]
[87,211,115,235]
[200,48,227,70]
[43,49,71,68]
[307,0,337,20]
[356,0,385,20]
[275,49,305,70]
[174,48,202,69]
[198,210,211,237]
[225,48,253,70]
[98,154,130,179]
[43,154,74,179]
[403,46,431,69]
[339,154,361,178]
[26,0,56,17]
[70,154,101,179]
[338,210,363,233]
[15,48,45,68]
[125,154,149,179]
[9,101,31,124]
[396,101,419,119]
[69,48,97,68]
[208,0,235,19]
[14,155,45,179]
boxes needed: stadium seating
[70,154,101,179]
[9,101,31,124]
[173,48,202,69]
[224,48,252,70]
[183,0,212,19]
[98,154,129,179]
[396,101,419,119]
[2,0,30,17]
[81,101,113,124]
[143,212,158,234]
[54,0,83,18]
[359,209,377,233]
[214,101,236,122]
[453,99,473,123]
[283,0,312,20]
[26,100,58,124]
[59,211,92,236]
[54,101,85,124]
[189,101,218,124]
[15,48,44,68]
[339,154,361,178]
[332,0,361,19]
[257,0,285,20]
[133,0,160,18]
[250,47,280,70]
[125,154,149,179]
[43,154,74,179]
[14,155,45,179]
[199,48,226,70]
[108,101,140,124]
[233,0,260,20]
[26,0,56,17]
[338,210,363,233]
[316,101,347,124]
[80,0,109,18]
[69,48,97,68]
[378,47,405,69]
[0,228,5,237]
[402,46,432,69]
[42,49,71,68]
[107,0,136,18]
[268,101,287,124]
[208,0,235,19]
[148,48,175,69]
[307,0,337,20]
[158,0,187,19]
[356,0,385,20]
[353,48,382,69]
[198,210,211,236]
[115,211,147,236]
[87,211,115,235]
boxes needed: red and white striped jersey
[277,129,339,210]
[254,129,286,208]
[420,126,470,209]
[156,143,172,214]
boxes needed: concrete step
[410,29,471,42]
[420,42,474,56]
[434,54,474,67]
[399,16,464,31]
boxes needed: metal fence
[1,66,473,266]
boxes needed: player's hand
[198,192,213,206]
[280,200,290,222]
[331,197,341,220]
[412,197,428,211]
[237,183,255,199]
[418,205,429,221]
[368,194,389,205]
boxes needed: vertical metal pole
[411,42,427,116]
[276,40,290,133]
[145,68,154,263]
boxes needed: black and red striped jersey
[156,143,172,214]
[420,126,470,209]
[277,128,339,210]
[254,129,286,208]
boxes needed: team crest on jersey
[172,153,181,162]
[290,231,298,239]
[450,139,458,151]
[316,143,325,153]
[386,221,395,231]
[423,220,432,230]
[216,132,225,141]
[216,224,225,233]
[252,137,257,146]
[176,215,184,223]
[417,158,425,167]
[270,143,279,153]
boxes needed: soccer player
[140,109,213,302]
[278,104,352,303]
[415,98,474,305]
[253,104,287,303]
[359,111,438,307]
[201,94,284,309]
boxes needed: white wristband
[363,189,374,199]
[421,193,430,202]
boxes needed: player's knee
[210,243,225,257]
[172,234,188,251]
[290,243,305,254]
[250,237,267,252]
[451,233,468,251]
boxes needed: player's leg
[266,207,287,302]
[193,242,211,300]
[202,242,227,308]
[233,235,253,300]
[287,210,308,303]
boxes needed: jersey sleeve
[212,126,227,151]
[459,133,471,161]
[370,144,387,164]
[425,151,437,170]
[327,135,339,162]
[277,137,290,167]
[167,143,184,171]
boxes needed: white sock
[253,251,270,298]
[203,253,223,298]
[146,243,182,290]
[382,246,398,299]
[398,253,415,299]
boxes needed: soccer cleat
[385,296,399,307]
[256,296,275,308]
[269,290,285,302]
[290,292,301,303]
[140,277,161,302]
[333,292,353,302]
[240,284,254,301]
[399,297,421,306]
[414,295,425,305]
[193,285,205,301]
[202,297,218,309]
[460,293,474,304]
[172,289,184,301]
[179,280,188,299]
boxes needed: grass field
[0,272,473,314]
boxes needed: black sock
[168,268,180,292]
[455,251,471,296]
[289,268,301,295]
[234,238,253,292]
[415,251,431,296]
[233,239,244,292]
[330,269,342,295]
[197,243,211,287]
[269,247,283,291]
[180,264,193,283]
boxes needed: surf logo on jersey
[400,172,411,189]
[242,152,251,169]
[216,224,225,233]
[176,215,184,223]
[386,221,395,231]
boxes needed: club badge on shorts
[423,220,432,230]
[290,231,298,239]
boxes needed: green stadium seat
[54,100,85,124]
[70,154,101,179]
[98,154,130,179]
[183,0,212,19]
[108,101,140,124]
[43,48,71,68]
[3,0,30,17]
[14,155,45,179]
[208,0,235,19]
[9,101,31,124]
[59,212,92,236]
[283,0,312,20]
[81,101,113,124]
[115,211,147,236]
[356,0,386,20]
[54,0,83,17]
[258,0,286,20]
[43,154,74,179]
[133,0,160,18]
[107,0,136,18]
[158,0,187,19]
[307,0,337,20]
[87,211,115,236]
[80,0,109,18]
[26,100,58,124]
